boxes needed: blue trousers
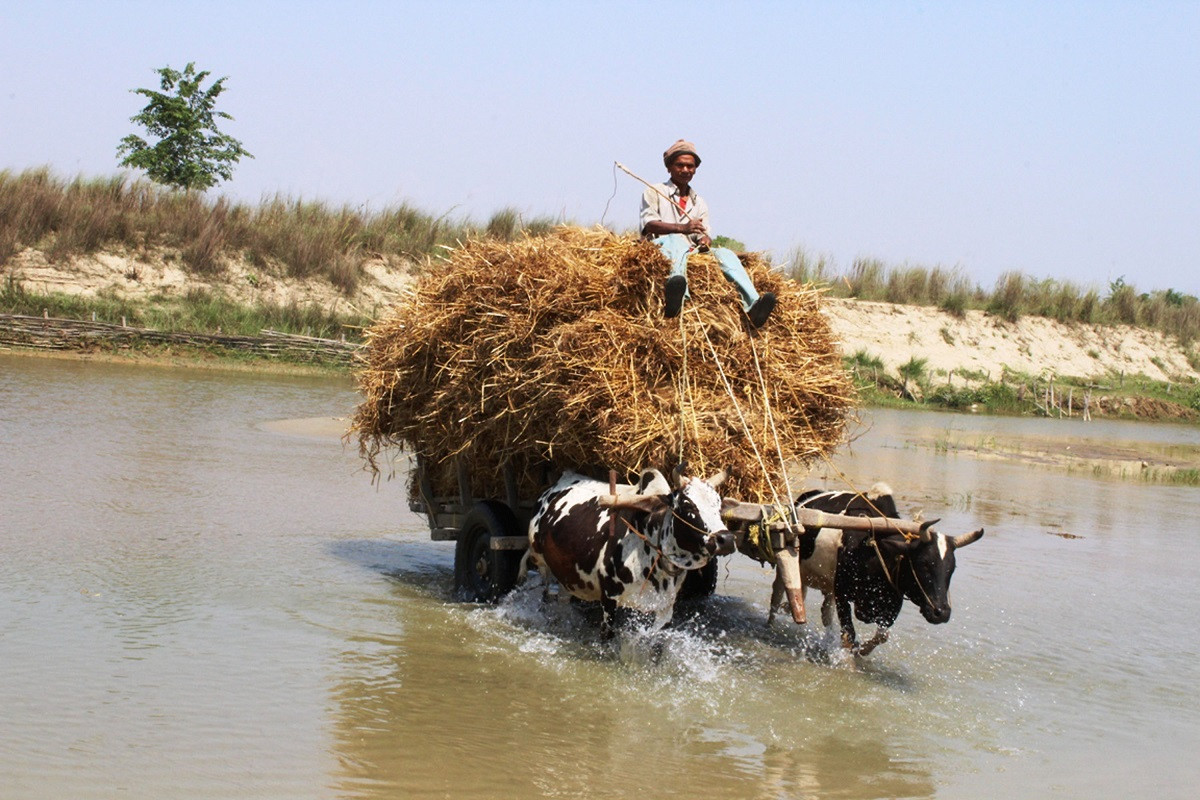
[652,234,760,311]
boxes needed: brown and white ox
[525,468,736,638]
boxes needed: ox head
[602,466,737,568]
[668,467,738,565]
[879,524,984,623]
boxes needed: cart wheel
[455,501,524,603]
[676,557,719,602]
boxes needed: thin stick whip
[614,161,695,222]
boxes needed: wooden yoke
[793,508,936,537]
[723,502,948,542]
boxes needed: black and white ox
[776,484,984,656]
[525,468,736,638]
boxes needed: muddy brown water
[2,354,1198,799]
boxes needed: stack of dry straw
[350,226,856,503]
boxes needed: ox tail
[517,547,537,585]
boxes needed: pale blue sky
[2,1,1197,294]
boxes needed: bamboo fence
[0,313,360,365]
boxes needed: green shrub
[926,383,984,409]
[898,355,929,384]
[846,349,885,371]
[886,266,928,304]
[782,246,837,286]
[987,271,1026,322]
[940,290,968,317]
[711,235,746,251]
[1105,276,1140,325]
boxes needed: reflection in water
[327,569,939,800]
[2,356,1198,799]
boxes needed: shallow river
[2,354,1198,799]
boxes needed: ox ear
[951,528,984,548]
[704,468,728,488]
[637,468,671,496]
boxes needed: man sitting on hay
[640,139,777,327]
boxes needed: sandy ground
[8,246,409,319]
[8,246,1198,384]
[822,298,1197,384]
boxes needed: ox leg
[821,594,835,628]
[767,571,785,626]
[599,596,618,641]
[653,597,677,633]
[774,546,806,625]
[854,627,890,657]
[836,597,858,651]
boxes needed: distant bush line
[785,249,1200,348]
[2,167,1197,349]
[0,167,557,295]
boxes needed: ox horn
[951,528,984,548]
[918,518,941,543]
[671,461,688,489]
[704,468,728,488]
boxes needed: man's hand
[641,217,708,238]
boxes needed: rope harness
[611,507,695,601]
[610,489,735,601]
[742,504,793,566]
[867,534,937,609]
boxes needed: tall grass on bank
[0,167,560,294]
[781,246,1200,347]
[6,167,1197,349]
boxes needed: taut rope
[686,303,789,516]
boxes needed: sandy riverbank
[823,297,1198,384]
[8,245,1199,386]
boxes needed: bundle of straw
[350,226,855,503]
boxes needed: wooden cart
[406,455,728,603]
[407,455,540,602]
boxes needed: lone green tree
[117,62,253,190]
